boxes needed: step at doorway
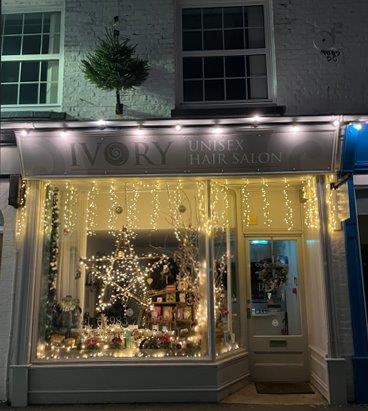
[222,383,327,405]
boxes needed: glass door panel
[249,239,301,336]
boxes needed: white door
[246,237,309,381]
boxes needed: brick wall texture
[3,0,368,119]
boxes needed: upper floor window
[1,11,62,107]
[178,2,274,105]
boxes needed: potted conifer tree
[81,27,149,115]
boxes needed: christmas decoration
[15,179,29,238]
[80,226,148,314]
[283,178,294,231]
[44,187,61,341]
[257,258,288,294]
[261,178,272,227]
[81,26,150,115]
[86,180,99,236]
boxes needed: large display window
[35,178,240,360]
[29,175,324,362]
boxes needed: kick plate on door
[269,340,287,348]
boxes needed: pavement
[1,403,368,411]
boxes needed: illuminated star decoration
[80,226,148,313]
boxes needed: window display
[32,176,313,361]
[35,178,240,361]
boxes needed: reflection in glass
[212,184,240,355]
[36,180,209,360]
[249,239,301,336]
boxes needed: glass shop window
[36,179,224,360]
[1,12,61,106]
[181,4,271,103]
[211,183,240,355]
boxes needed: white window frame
[1,3,65,112]
[175,0,277,108]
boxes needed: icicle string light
[150,181,160,230]
[86,180,99,236]
[167,181,183,234]
[196,181,211,235]
[16,180,29,238]
[108,180,119,235]
[241,179,251,228]
[211,181,230,230]
[326,174,339,232]
[43,182,53,235]
[126,182,140,230]
[63,182,77,235]
[302,177,319,229]
[261,179,272,227]
[283,178,294,231]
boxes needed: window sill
[171,104,286,118]
[0,110,69,121]
[1,104,62,112]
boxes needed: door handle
[247,307,251,319]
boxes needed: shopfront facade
[1,0,367,406]
[0,118,354,405]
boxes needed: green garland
[45,187,60,340]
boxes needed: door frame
[244,234,309,381]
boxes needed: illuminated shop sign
[16,128,337,177]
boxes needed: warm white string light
[16,180,29,238]
[196,181,211,235]
[86,180,99,236]
[326,174,339,231]
[283,178,294,231]
[167,180,184,232]
[43,181,52,235]
[241,179,251,228]
[210,181,230,230]
[126,182,140,230]
[108,180,119,235]
[261,179,272,227]
[302,176,319,229]
[150,181,160,230]
[63,182,77,235]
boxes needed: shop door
[246,238,309,381]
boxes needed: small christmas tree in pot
[81,18,150,115]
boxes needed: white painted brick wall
[273,0,368,115]
[62,0,175,119]
[3,0,367,119]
